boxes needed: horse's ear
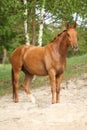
[66,22,70,29]
[73,22,77,28]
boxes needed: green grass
[64,54,87,80]
[0,64,11,96]
[0,54,87,96]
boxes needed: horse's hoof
[56,101,60,103]
[52,101,56,104]
[15,100,19,103]
[28,94,36,104]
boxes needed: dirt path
[0,73,87,130]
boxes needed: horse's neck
[52,32,68,58]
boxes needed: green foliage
[45,0,87,24]
[0,0,87,57]
[78,26,87,55]
[0,0,24,54]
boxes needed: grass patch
[0,54,87,96]
[64,54,87,80]
[0,64,11,96]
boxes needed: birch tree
[23,0,30,45]
[38,0,45,46]
[32,0,36,45]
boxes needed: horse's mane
[51,30,67,42]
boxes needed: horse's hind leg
[12,69,20,103]
[22,73,35,103]
[22,73,32,94]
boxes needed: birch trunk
[23,0,30,45]
[75,13,79,22]
[32,19,36,45]
[38,0,45,46]
[32,1,36,45]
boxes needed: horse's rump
[10,45,30,71]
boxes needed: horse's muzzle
[72,44,78,52]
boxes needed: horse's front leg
[49,69,56,104]
[56,73,64,103]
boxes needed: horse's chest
[54,63,65,75]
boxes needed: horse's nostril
[75,46,78,49]
[72,44,78,51]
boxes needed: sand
[0,73,87,130]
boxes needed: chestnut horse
[10,22,78,104]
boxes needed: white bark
[75,13,79,22]
[38,0,45,46]
[23,0,30,45]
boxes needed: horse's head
[66,22,78,51]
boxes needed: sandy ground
[0,73,87,130]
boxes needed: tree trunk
[75,13,79,22]
[38,0,45,46]
[23,0,30,45]
[32,1,36,45]
[2,49,8,64]
[32,19,36,45]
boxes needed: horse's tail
[11,68,15,99]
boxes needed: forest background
[0,0,87,62]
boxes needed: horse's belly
[24,60,48,76]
